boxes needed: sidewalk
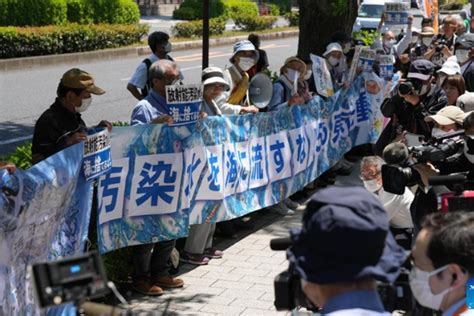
[122,163,362,315]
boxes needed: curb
[0,30,299,72]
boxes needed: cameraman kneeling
[411,212,474,315]
[287,187,406,315]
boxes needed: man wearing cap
[411,27,435,60]
[215,40,260,115]
[130,59,185,295]
[425,105,467,138]
[379,60,448,149]
[455,33,474,92]
[127,31,180,101]
[32,68,109,164]
[287,186,406,315]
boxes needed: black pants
[132,240,175,280]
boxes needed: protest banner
[384,1,410,25]
[310,54,334,98]
[83,128,112,181]
[379,55,395,79]
[358,48,376,73]
[166,84,202,126]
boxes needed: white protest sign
[358,48,376,73]
[348,45,363,83]
[166,84,202,126]
[310,54,333,98]
[378,54,394,79]
[384,1,410,25]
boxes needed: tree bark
[297,0,359,58]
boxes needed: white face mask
[422,37,433,47]
[411,35,419,44]
[238,57,255,71]
[419,83,430,96]
[304,69,312,80]
[464,137,474,163]
[431,127,452,138]
[363,179,382,193]
[384,39,396,49]
[409,265,451,310]
[328,57,340,67]
[343,43,351,54]
[164,42,172,53]
[76,97,92,113]
[285,68,301,83]
[456,49,470,64]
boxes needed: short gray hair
[361,156,385,172]
[149,59,178,80]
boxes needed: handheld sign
[166,84,202,126]
[379,55,394,79]
[384,1,410,25]
[358,48,376,73]
[83,128,112,181]
[310,54,334,97]
[348,46,363,83]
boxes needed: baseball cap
[323,42,343,57]
[420,27,435,36]
[230,40,257,62]
[60,68,105,95]
[287,186,406,284]
[457,92,474,112]
[425,105,468,125]
[456,33,474,49]
[437,56,461,75]
[407,59,435,81]
[201,67,229,91]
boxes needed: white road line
[0,135,32,146]
[121,64,207,80]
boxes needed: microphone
[270,237,292,251]
[383,142,409,165]
[428,174,467,186]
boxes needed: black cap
[456,33,474,49]
[407,59,435,81]
[287,187,406,284]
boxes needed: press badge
[467,277,474,309]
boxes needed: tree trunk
[297,0,359,58]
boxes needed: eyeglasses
[164,76,180,85]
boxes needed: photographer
[376,60,448,155]
[411,212,474,315]
[287,187,406,315]
[424,16,457,67]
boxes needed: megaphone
[248,73,273,109]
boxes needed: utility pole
[203,0,210,69]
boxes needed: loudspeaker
[248,73,273,109]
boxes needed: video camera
[398,79,423,95]
[270,237,318,312]
[382,131,465,194]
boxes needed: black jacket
[462,60,474,92]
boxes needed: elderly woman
[181,67,228,265]
[268,56,308,112]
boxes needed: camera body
[435,38,448,52]
[398,79,423,95]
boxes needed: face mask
[431,127,452,138]
[409,265,451,310]
[285,68,301,82]
[419,83,430,96]
[464,136,474,163]
[343,43,351,54]
[238,57,255,71]
[304,69,312,80]
[411,35,419,44]
[76,97,92,113]
[384,39,396,49]
[164,42,172,53]
[456,49,470,64]
[422,37,433,47]
[328,57,340,67]
[363,179,382,193]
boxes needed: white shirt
[377,187,414,229]
[128,53,159,89]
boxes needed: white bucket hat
[437,56,461,76]
[201,67,230,91]
[323,42,343,57]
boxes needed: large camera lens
[398,81,413,95]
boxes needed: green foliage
[440,0,467,10]
[262,68,279,83]
[352,29,378,46]
[266,3,280,16]
[172,17,226,38]
[284,11,298,26]
[2,142,32,170]
[173,0,225,20]
[112,121,130,127]
[224,0,258,20]
[234,14,277,31]
[0,0,139,26]
[0,23,149,58]
[267,0,291,14]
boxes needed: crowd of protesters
[2,9,473,315]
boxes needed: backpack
[140,58,153,98]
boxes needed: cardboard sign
[166,84,202,126]
[310,54,334,97]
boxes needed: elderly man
[375,13,413,60]
[32,68,110,164]
[130,59,184,295]
[287,186,406,315]
[411,212,474,315]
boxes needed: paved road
[0,36,298,155]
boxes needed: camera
[382,131,465,194]
[435,38,448,52]
[430,174,474,212]
[398,79,422,95]
[270,237,318,312]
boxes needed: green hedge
[267,0,291,14]
[0,23,149,58]
[0,0,139,26]
[173,0,225,20]
[284,11,298,27]
[224,0,258,20]
[234,14,277,31]
[172,18,226,38]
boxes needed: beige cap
[425,106,467,125]
[60,68,105,95]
